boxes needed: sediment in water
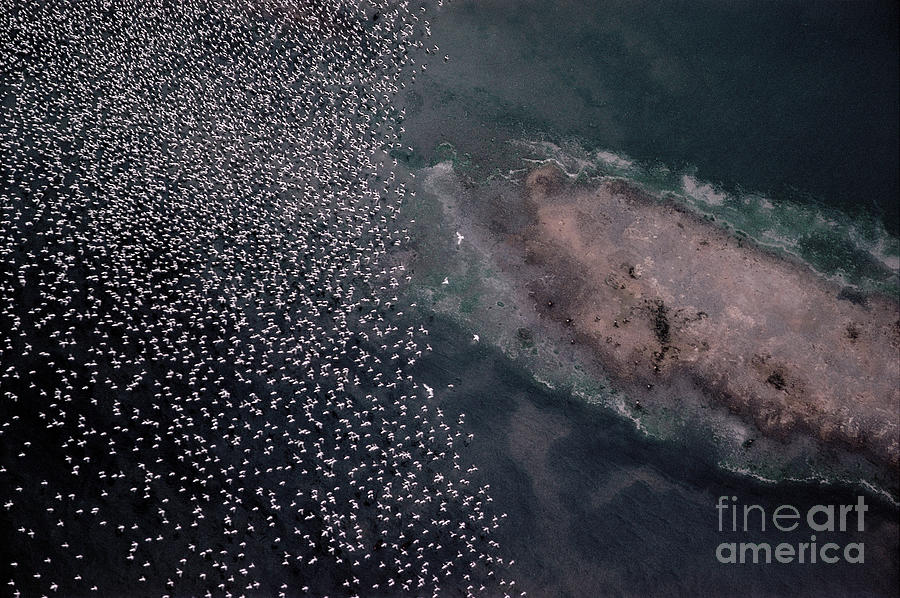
[414,161,900,481]
[522,164,899,467]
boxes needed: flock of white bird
[0,0,519,596]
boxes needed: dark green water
[404,0,899,234]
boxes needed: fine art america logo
[715,496,867,564]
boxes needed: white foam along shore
[409,157,900,504]
[513,140,900,290]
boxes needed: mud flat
[417,161,900,476]
[517,165,900,468]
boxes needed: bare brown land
[508,164,899,468]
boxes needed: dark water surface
[403,0,899,233]
[413,314,899,598]
[1,1,896,597]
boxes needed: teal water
[402,0,899,235]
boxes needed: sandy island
[466,164,899,469]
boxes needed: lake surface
[0,1,896,597]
